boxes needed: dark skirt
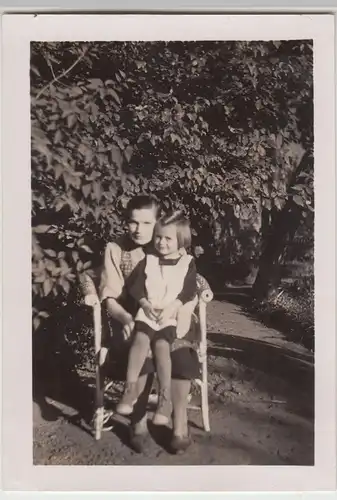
[102,343,200,382]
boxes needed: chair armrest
[196,274,213,303]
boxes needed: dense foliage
[31,40,313,330]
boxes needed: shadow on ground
[32,306,95,428]
[207,331,314,419]
[215,287,314,352]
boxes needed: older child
[116,212,197,425]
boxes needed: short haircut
[125,195,161,220]
[155,211,192,249]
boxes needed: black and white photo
[2,13,336,492]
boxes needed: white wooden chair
[80,273,213,440]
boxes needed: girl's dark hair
[155,210,192,249]
[125,195,161,220]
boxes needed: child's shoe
[116,382,138,415]
[152,388,171,425]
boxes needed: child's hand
[157,299,182,326]
[143,304,158,321]
[140,299,158,321]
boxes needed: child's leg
[117,331,151,415]
[153,338,171,391]
[152,338,172,425]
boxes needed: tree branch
[36,47,88,100]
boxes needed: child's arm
[176,258,197,305]
[128,259,158,321]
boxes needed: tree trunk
[252,201,301,299]
[253,150,310,300]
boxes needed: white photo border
[2,13,336,492]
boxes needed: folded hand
[141,302,159,322]
[157,299,182,326]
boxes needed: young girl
[116,211,197,425]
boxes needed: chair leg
[95,406,104,441]
[93,302,105,440]
[201,380,210,432]
[198,299,210,432]
[95,359,105,440]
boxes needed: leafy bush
[31,40,313,329]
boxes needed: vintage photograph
[31,38,314,466]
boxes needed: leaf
[44,249,56,257]
[92,182,102,200]
[67,114,77,128]
[201,196,212,207]
[78,143,90,157]
[43,278,53,296]
[31,65,41,77]
[258,145,266,157]
[55,200,65,212]
[194,246,204,257]
[135,60,146,70]
[54,130,62,144]
[33,317,41,330]
[114,135,125,150]
[293,194,305,207]
[262,183,269,197]
[38,311,49,319]
[54,165,63,180]
[291,185,304,192]
[274,197,283,210]
[194,173,203,186]
[72,251,79,262]
[264,199,272,211]
[232,189,243,202]
[170,133,182,145]
[87,78,103,90]
[128,175,139,186]
[110,145,123,169]
[34,225,50,234]
[71,86,83,97]
[124,145,134,162]
[60,278,70,294]
[81,245,93,253]
[109,88,121,105]
[82,184,91,198]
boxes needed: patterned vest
[119,249,134,279]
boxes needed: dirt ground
[33,296,314,466]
